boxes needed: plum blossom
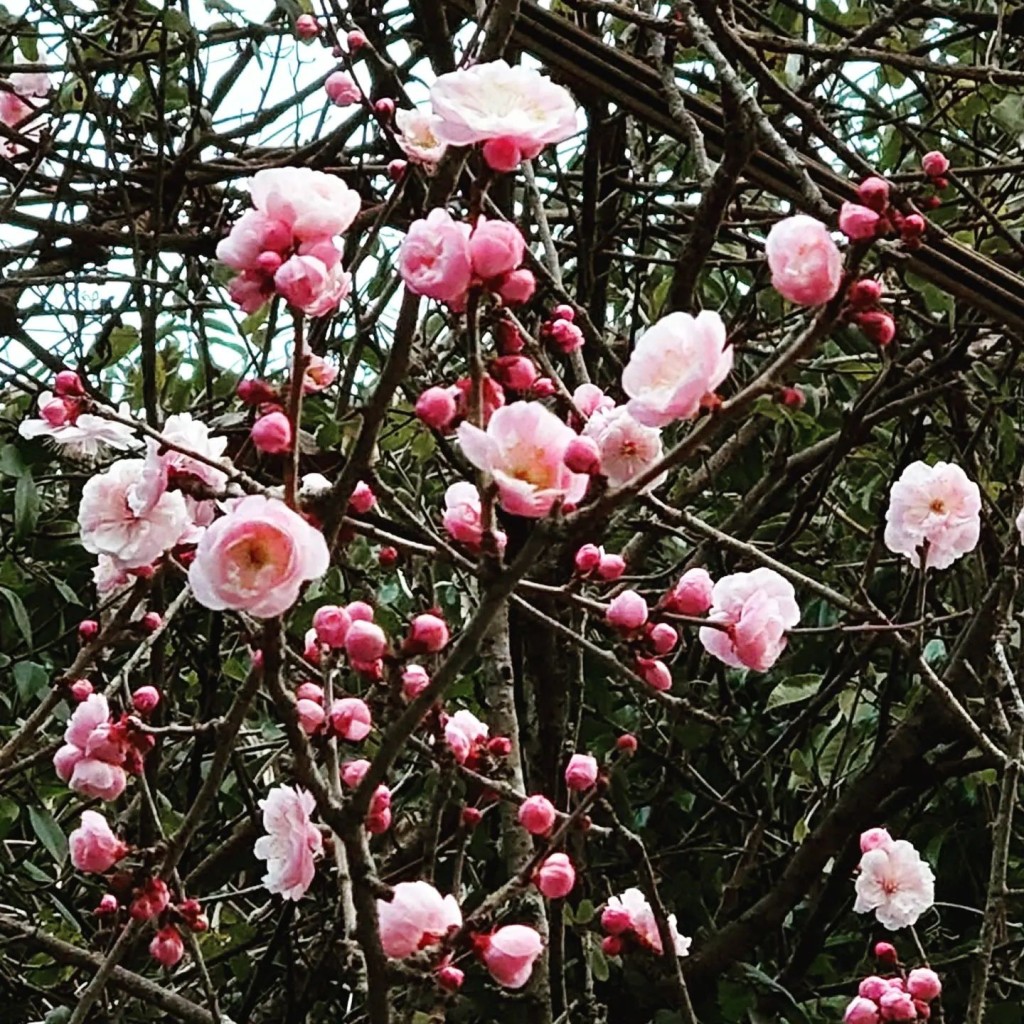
[765,215,843,306]
[444,708,489,765]
[477,924,545,988]
[663,567,714,616]
[395,107,447,166]
[853,831,935,930]
[582,404,665,489]
[621,311,733,428]
[19,392,138,459]
[188,495,330,618]
[601,887,691,956]
[248,167,361,243]
[429,60,578,170]
[398,208,472,306]
[69,810,128,873]
[699,567,800,672]
[78,459,191,570]
[377,881,462,958]
[884,461,981,570]
[274,254,352,316]
[253,785,322,900]
[457,401,590,517]
[54,694,131,801]
[1,71,49,157]
[442,481,507,553]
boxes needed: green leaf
[574,898,595,925]
[108,324,140,362]
[0,586,32,648]
[588,942,610,982]
[0,797,19,839]
[14,473,39,539]
[13,661,48,701]
[28,804,67,865]
[766,673,821,710]
[18,32,38,61]
[0,443,27,477]
[923,638,946,665]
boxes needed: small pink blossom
[844,996,881,1024]
[478,924,545,988]
[132,686,160,714]
[878,989,916,1021]
[140,412,228,504]
[442,481,507,552]
[325,71,361,106]
[859,977,889,1001]
[469,218,526,280]
[188,495,330,618]
[395,107,448,166]
[215,209,292,272]
[860,827,895,853]
[922,151,949,177]
[493,354,539,392]
[602,887,691,956]
[458,401,590,517]
[54,694,129,801]
[69,811,128,873]
[19,394,138,459]
[597,553,626,580]
[649,622,678,655]
[606,590,649,631]
[150,926,185,968]
[406,613,449,653]
[535,853,576,899]
[884,461,980,570]
[251,411,292,454]
[344,620,387,663]
[349,481,377,514]
[854,837,935,930]
[274,254,352,316]
[399,208,472,305]
[574,543,601,574]
[297,697,326,735]
[253,785,323,900]
[303,355,338,394]
[329,697,372,741]
[416,387,458,431]
[573,382,615,419]
[497,267,536,304]
[518,794,556,835]
[582,405,665,489]
[402,664,431,700]
[858,176,890,211]
[839,201,881,241]
[444,709,489,764]
[636,657,672,692]
[699,567,800,671]
[377,880,462,958]
[766,214,843,306]
[906,968,941,1002]
[564,753,598,791]
[621,311,733,428]
[249,167,361,243]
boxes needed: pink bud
[347,29,367,50]
[349,481,376,514]
[406,613,449,653]
[487,736,512,757]
[374,97,395,118]
[859,827,894,853]
[54,370,85,396]
[859,976,889,1001]
[843,996,881,1024]
[346,600,375,622]
[601,934,623,956]
[848,278,883,308]
[778,386,805,409]
[531,376,556,397]
[563,435,601,475]
[70,678,94,702]
[297,697,326,735]
[900,214,926,241]
[437,963,465,992]
[78,619,100,642]
[906,968,941,1002]
[344,619,387,662]
[470,219,526,280]
[131,878,170,921]
[366,805,392,835]
[535,853,576,899]
[879,988,916,1021]
[341,758,370,788]
[132,686,160,714]
[387,159,407,181]
[636,656,672,692]
[664,567,713,615]
[94,893,119,916]
[518,794,556,835]
[616,733,638,754]
[914,1001,931,1021]
[314,605,352,647]
[596,553,626,581]
[401,664,430,700]
[329,697,372,741]
[497,268,536,306]
[606,590,648,631]
[493,354,539,392]
[150,925,185,968]
[921,151,949,178]
[856,310,896,346]
[551,304,575,322]
[548,318,584,353]
[601,905,632,935]
[496,318,524,353]
[564,753,598,791]
[378,545,399,567]
[325,71,361,106]
[857,176,890,212]
[41,397,70,427]
[236,378,278,406]
[296,681,324,704]
[416,386,458,430]
[140,611,162,633]
[874,941,898,965]
[256,250,283,274]
[251,411,292,454]
[574,543,601,574]
[482,136,523,173]
[648,622,679,655]
[839,201,881,241]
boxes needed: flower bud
[236,378,278,405]
[329,697,372,741]
[921,150,949,178]
[548,318,585,353]
[349,481,376,514]
[848,278,883,309]
[879,988,916,1021]
[856,175,890,212]
[486,736,512,757]
[347,29,367,50]
[401,664,430,700]
[856,310,896,346]
[518,794,556,835]
[496,268,536,305]
[843,996,882,1024]
[601,905,632,935]
[140,611,162,633]
[551,304,575,322]
[596,553,626,580]
[496,318,524,354]
[94,893,119,916]
[482,136,522,173]
[616,733,638,754]
[41,396,70,426]
[78,619,100,642]
[636,656,672,692]
[606,590,649,631]
[778,386,806,408]
[839,201,881,241]
[54,370,85,397]
[493,354,539,391]
[874,940,898,965]
[461,806,482,828]
[346,600,375,622]
[325,71,361,106]
[564,753,598,791]
[470,219,526,280]
[415,386,458,430]
[858,976,889,1001]
[648,622,679,655]
[900,213,926,241]
[906,968,941,1002]
[296,697,325,735]
[406,613,449,654]
[374,97,395,118]
[378,545,399,567]
[341,759,370,788]
[313,605,352,648]
[574,543,601,574]
[251,411,292,454]
[387,159,407,181]
[531,376,556,397]
[535,853,576,899]
[70,678,94,702]
[131,686,160,714]
[344,619,387,662]
[563,435,601,475]
[150,925,185,968]
[601,934,624,956]
[437,963,465,991]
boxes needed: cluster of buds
[573,543,625,581]
[34,371,87,428]
[839,176,926,248]
[542,303,584,355]
[604,589,682,693]
[311,599,387,677]
[341,758,392,834]
[415,373,505,433]
[846,277,895,347]
[843,961,942,1023]
[920,150,950,208]
[292,680,372,742]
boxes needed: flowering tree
[2,2,1024,1022]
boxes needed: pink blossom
[649,622,678,655]
[430,59,577,168]
[564,753,598,791]
[879,989,916,1021]
[78,458,190,570]
[399,208,472,305]
[344,620,387,662]
[150,926,185,968]
[458,401,589,517]
[839,201,881,241]
[574,543,601,574]
[69,811,127,873]
[349,481,377,514]
[906,968,941,1001]
[444,709,489,764]
[0,72,48,156]
[251,410,292,454]
[518,794,556,835]
[573,383,615,419]
[9,72,50,99]
[442,481,507,552]
[606,590,649,631]
[400,665,429,700]
[274,254,352,316]
[857,176,890,211]
[314,604,352,647]
[325,71,361,106]
[602,887,691,956]
[253,785,322,900]
[765,214,843,306]
[496,267,536,304]
[844,997,881,1024]
[636,657,672,692]
[416,387,458,431]
[377,880,462,958]
[469,218,526,280]
[297,698,326,735]
[859,977,889,1001]
[341,759,370,789]
[478,924,545,988]
[228,270,274,313]
[597,553,626,580]
[329,697,372,741]
[698,567,800,671]
[535,853,576,899]
[860,827,895,853]
[132,686,160,714]
[493,354,539,392]
[884,461,981,570]
[215,209,292,272]
[140,412,228,503]
[395,107,448,166]
[407,613,449,653]
[854,837,935,929]
[188,495,330,618]
[20,394,138,459]
[582,405,665,489]
[54,694,129,801]
[621,311,733,428]
[922,151,949,177]
[303,354,337,394]
[549,318,584,354]
[249,167,361,243]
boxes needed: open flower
[582,404,665,489]
[69,810,128,873]
[398,208,472,306]
[395,107,448,166]
[853,834,935,930]
[253,785,323,900]
[766,215,843,306]
[377,880,462,958]
[53,694,130,802]
[477,924,545,988]
[601,887,691,956]
[19,394,138,459]
[248,167,361,244]
[442,481,507,552]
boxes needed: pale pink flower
[325,71,361,106]
[853,838,935,930]
[606,590,649,631]
[9,72,50,98]
[572,382,615,419]
[602,887,691,956]
[377,880,462,958]
[699,567,800,671]
[469,218,526,280]
[274,254,352,316]
[907,968,941,1001]
[582,405,665,489]
[248,167,361,243]
[479,924,544,988]
[884,461,981,570]
[303,355,337,393]
[860,827,894,853]
[444,708,489,764]
[442,481,507,552]
[137,413,229,514]
[227,270,273,313]
[430,60,577,169]
[253,785,322,900]
[765,214,843,306]
[398,208,472,305]
[621,311,733,428]
[457,401,590,517]
[188,495,330,618]
[78,459,191,570]
[54,694,129,802]
[69,810,127,873]
[843,996,880,1024]
[92,555,132,596]
[215,209,292,272]
[19,394,138,459]
[0,72,48,157]
[395,107,448,166]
